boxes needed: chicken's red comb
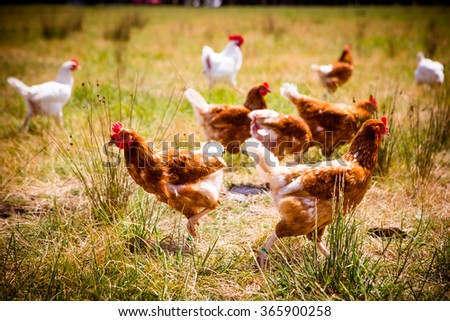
[369,95,378,109]
[112,122,123,134]
[229,34,244,45]
[263,82,270,89]
[71,58,80,67]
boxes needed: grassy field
[0,5,449,300]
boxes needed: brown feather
[258,114,312,158]
[288,94,377,157]
[118,129,226,223]
[164,150,227,185]
[338,46,352,64]
[315,45,354,93]
[254,119,388,256]
[209,107,250,128]
[195,83,269,153]
[323,62,353,92]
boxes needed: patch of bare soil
[228,183,269,196]
[368,227,409,238]
[0,177,86,226]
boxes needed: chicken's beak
[108,138,117,146]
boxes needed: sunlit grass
[0,5,449,301]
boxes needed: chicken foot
[256,232,278,268]
[186,208,212,239]
[316,241,330,257]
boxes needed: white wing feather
[28,81,72,104]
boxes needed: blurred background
[1,1,449,6]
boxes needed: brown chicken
[311,44,353,93]
[244,116,389,267]
[280,82,378,157]
[108,122,226,238]
[184,82,270,153]
[248,109,312,160]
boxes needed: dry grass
[0,5,449,301]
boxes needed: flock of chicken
[6,34,444,267]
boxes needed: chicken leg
[316,241,330,257]
[186,208,212,239]
[257,231,330,267]
[21,110,32,130]
[256,232,278,267]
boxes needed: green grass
[0,5,449,301]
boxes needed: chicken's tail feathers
[201,46,214,71]
[7,77,29,97]
[185,88,209,114]
[243,138,280,177]
[417,51,424,62]
[311,63,320,71]
[311,63,333,75]
[280,82,301,102]
[202,45,214,56]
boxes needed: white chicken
[201,34,244,88]
[414,52,444,85]
[7,59,80,129]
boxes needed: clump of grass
[376,90,399,176]
[374,210,448,300]
[257,186,374,300]
[383,23,408,58]
[51,82,134,222]
[104,12,147,42]
[104,18,132,42]
[316,196,378,300]
[114,42,128,66]
[262,14,285,43]
[122,194,167,254]
[40,11,83,40]
[355,11,367,55]
[261,205,379,300]
[128,11,147,30]
[433,237,450,284]
[259,194,446,300]
[263,14,276,34]
[104,12,147,65]
[386,35,398,57]
[0,26,40,43]
[423,20,439,58]
[398,87,450,188]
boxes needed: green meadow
[0,5,449,300]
